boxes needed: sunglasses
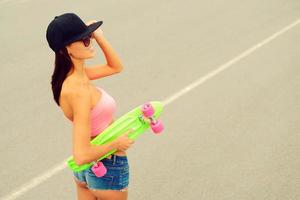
[81,34,92,47]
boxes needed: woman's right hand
[112,129,135,151]
[85,20,104,39]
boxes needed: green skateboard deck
[66,101,164,172]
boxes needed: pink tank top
[90,87,116,136]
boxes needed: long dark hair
[51,47,73,106]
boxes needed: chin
[86,52,96,59]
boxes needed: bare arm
[84,34,123,80]
[69,86,117,165]
[95,34,123,71]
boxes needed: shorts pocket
[87,169,113,180]
[121,165,129,174]
[119,172,129,187]
[86,170,114,189]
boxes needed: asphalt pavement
[0,0,299,199]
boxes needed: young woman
[46,13,134,200]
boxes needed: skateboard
[66,101,164,177]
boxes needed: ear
[65,45,72,56]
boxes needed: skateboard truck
[141,103,164,134]
[138,115,146,124]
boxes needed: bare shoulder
[61,78,91,109]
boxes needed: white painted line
[163,18,300,106]
[1,18,300,200]
[0,161,67,200]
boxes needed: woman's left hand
[85,20,103,38]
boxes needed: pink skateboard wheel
[91,161,107,177]
[151,120,164,134]
[141,103,154,118]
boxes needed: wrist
[109,140,118,150]
[93,32,104,40]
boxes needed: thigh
[74,178,97,200]
[89,189,128,200]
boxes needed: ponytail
[51,47,73,106]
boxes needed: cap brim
[83,21,103,38]
[63,21,103,46]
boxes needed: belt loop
[113,154,116,165]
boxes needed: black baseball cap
[46,13,103,52]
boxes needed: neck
[68,57,88,82]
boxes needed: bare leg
[74,177,97,200]
[89,188,128,200]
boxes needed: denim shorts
[73,154,129,191]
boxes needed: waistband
[104,154,128,162]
